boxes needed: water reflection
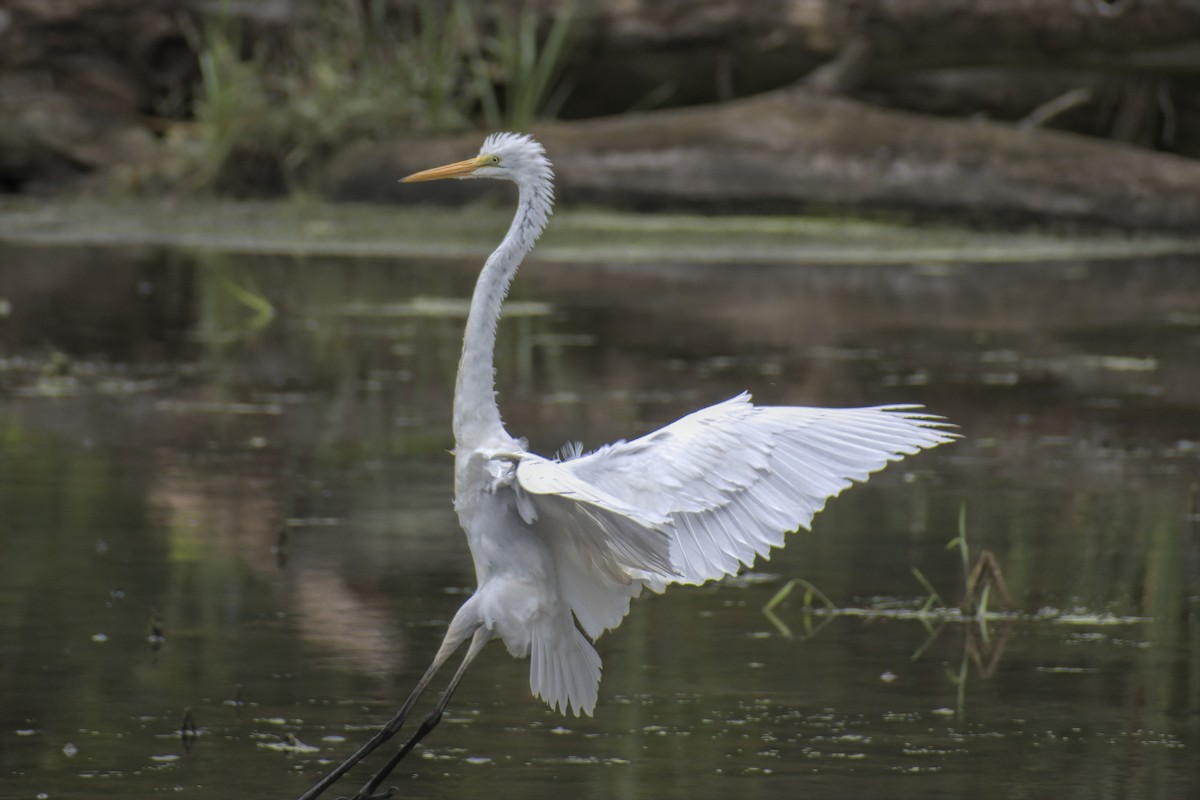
[0,241,1197,799]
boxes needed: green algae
[3,196,1198,265]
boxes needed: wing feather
[516,452,675,579]
[511,452,676,642]
[511,392,955,639]
[544,393,956,586]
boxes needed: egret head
[403,132,553,192]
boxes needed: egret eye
[489,155,501,165]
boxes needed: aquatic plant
[765,503,1018,642]
[464,0,577,131]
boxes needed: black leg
[351,626,491,800]
[296,632,465,800]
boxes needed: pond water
[1,213,1199,800]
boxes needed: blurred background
[1,2,1199,799]
[3,0,1200,223]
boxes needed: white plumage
[298,132,956,800]
[503,392,953,713]
[436,134,954,718]
[525,392,953,586]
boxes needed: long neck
[453,180,551,448]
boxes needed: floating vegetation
[255,717,291,726]
[763,503,1148,641]
[155,400,284,416]
[760,603,1147,628]
[257,733,320,754]
[8,197,1200,264]
[337,298,552,319]
[2,351,186,398]
[531,755,631,767]
[283,517,346,528]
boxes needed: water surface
[1,214,1198,799]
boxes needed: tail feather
[530,617,601,717]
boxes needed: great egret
[297,132,955,800]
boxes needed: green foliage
[946,501,971,585]
[188,0,576,191]
[191,11,270,189]
[466,0,577,131]
[761,577,835,639]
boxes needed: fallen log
[321,88,1200,230]
[558,0,1200,67]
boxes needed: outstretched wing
[526,392,956,587]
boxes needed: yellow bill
[402,156,487,182]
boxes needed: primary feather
[531,393,956,587]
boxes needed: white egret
[298,132,956,800]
